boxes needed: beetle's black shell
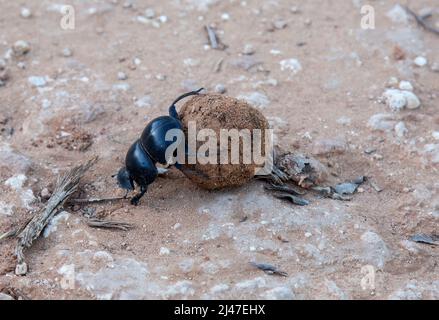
[126,140,158,187]
[140,116,183,164]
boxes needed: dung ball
[178,93,270,190]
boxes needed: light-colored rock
[43,211,70,238]
[144,8,155,19]
[210,284,229,294]
[242,44,255,55]
[117,71,128,80]
[414,56,427,67]
[0,58,6,70]
[135,95,153,108]
[237,92,270,109]
[386,4,409,24]
[312,138,347,155]
[12,40,31,55]
[28,76,47,87]
[5,174,27,190]
[399,81,413,91]
[214,83,226,94]
[383,89,421,111]
[0,201,14,216]
[262,287,295,300]
[360,231,389,268]
[20,7,32,18]
[395,121,408,137]
[62,48,73,57]
[280,58,302,74]
[0,293,14,300]
[159,247,170,255]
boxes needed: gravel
[12,40,31,55]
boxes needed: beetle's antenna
[171,88,204,106]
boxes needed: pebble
[214,83,226,94]
[432,131,439,140]
[383,89,421,111]
[117,71,128,80]
[242,44,255,55]
[156,74,166,81]
[230,55,262,71]
[237,92,270,109]
[368,113,397,131]
[414,56,427,67]
[172,223,181,230]
[399,81,413,91]
[221,13,230,21]
[62,48,73,57]
[386,4,409,24]
[312,138,347,155]
[159,247,170,255]
[431,62,439,72]
[272,19,287,30]
[28,76,47,87]
[395,121,408,138]
[0,293,14,301]
[337,116,351,126]
[41,188,51,199]
[144,8,155,19]
[12,40,31,55]
[20,7,32,18]
[387,76,399,87]
[134,95,153,108]
[263,287,295,300]
[0,58,6,70]
[280,58,302,74]
[290,6,300,14]
[0,69,9,81]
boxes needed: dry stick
[14,157,98,276]
[70,196,127,204]
[87,218,134,231]
[405,6,439,35]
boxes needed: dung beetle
[116,88,203,205]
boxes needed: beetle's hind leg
[130,185,147,206]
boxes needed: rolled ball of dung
[178,94,269,190]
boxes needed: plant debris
[249,262,288,277]
[12,157,97,275]
[87,218,134,231]
[264,183,306,196]
[404,6,439,36]
[274,193,310,206]
[204,26,226,50]
[409,234,439,246]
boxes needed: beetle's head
[116,167,134,191]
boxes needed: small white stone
[305,232,312,238]
[12,40,31,55]
[144,8,155,19]
[414,56,427,67]
[290,6,300,14]
[159,247,170,255]
[172,223,181,230]
[432,131,439,140]
[383,89,407,111]
[5,174,27,190]
[399,81,413,91]
[387,76,399,87]
[214,83,226,94]
[403,91,421,109]
[62,48,73,57]
[158,15,168,23]
[221,13,230,21]
[28,76,47,87]
[135,95,153,108]
[0,58,6,70]
[117,71,128,80]
[395,121,408,138]
[20,7,32,18]
[280,58,302,74]
[242,44,255,55]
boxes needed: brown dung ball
[178,93,269,190]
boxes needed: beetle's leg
[131,185,147,206]
[168,88,204,119]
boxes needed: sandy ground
[0,0,439,300]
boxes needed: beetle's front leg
[131,185,147,206]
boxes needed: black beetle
[116,88,203,205]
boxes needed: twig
[405,6,439,35]
[87,218,134,231]
[70,196,126,204]
[14,157,98,275]
[205,26,226,50]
